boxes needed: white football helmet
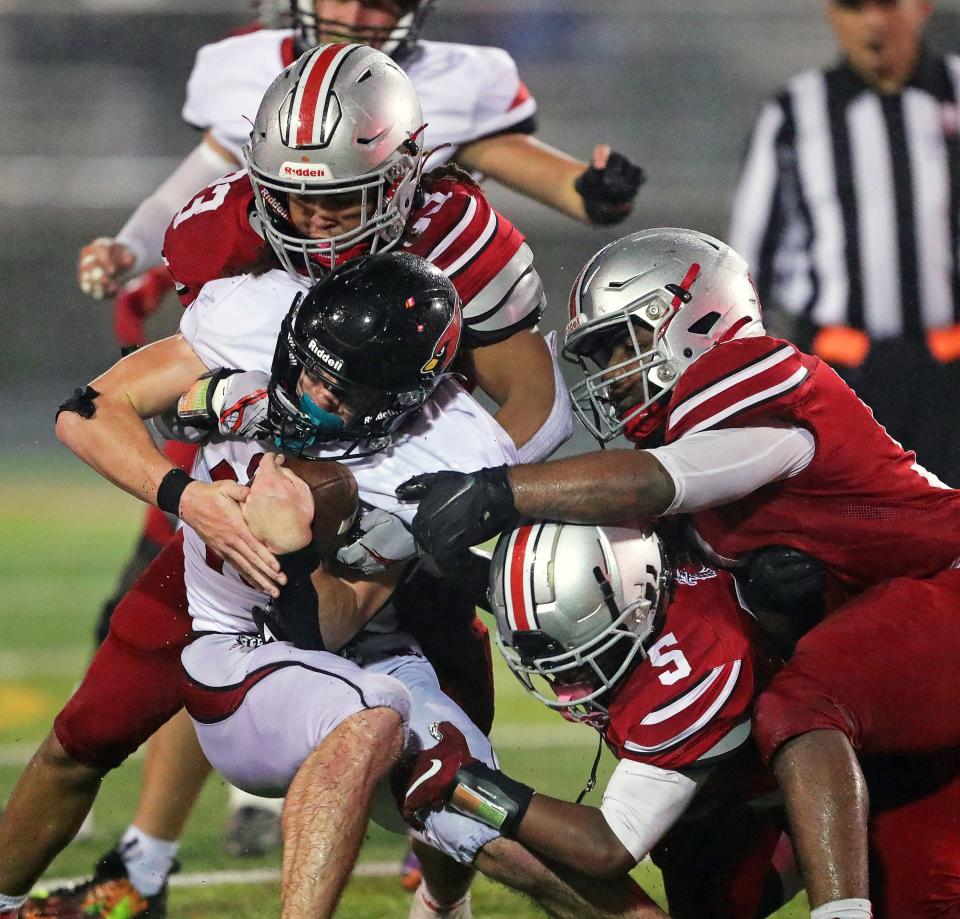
[291,1,435,59]
[489,522,667,724]
[243,43,425,281]
[563,228,765,444]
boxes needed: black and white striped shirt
[729,51,960,340]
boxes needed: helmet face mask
[291,1,435,60]
[243,43,426,284]
[265,252,462,459]
[564,228,765,445]
[490,523,668,725]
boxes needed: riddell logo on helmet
[280,161,330,179]
[307,340,344,371]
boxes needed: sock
[810,899,872,919]
[419,881,471,913]
[119,825,180,898]
[228,785,283,815]
[0,893,28,910]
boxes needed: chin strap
[576,733,605,804]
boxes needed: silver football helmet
[243,43,425,281]
[490,522,667,724]
[563,228,765,444]
[291,1,435,59]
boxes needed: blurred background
[3,0,959,457]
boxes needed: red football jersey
[663,336,960,601]
[603,565,766,771]
[162,172,540,346]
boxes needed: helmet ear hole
[686,311,722,336]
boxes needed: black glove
[574,150,645,226]
[740,546,826,655]
[252,544,325,650]
[396,467,519,569]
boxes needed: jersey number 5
[647,633,692,686]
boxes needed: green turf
[0,452,807,916]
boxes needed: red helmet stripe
[508,524,536,631]
[293,43,351,147]
[671,262,701,308]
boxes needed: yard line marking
[41,864,403,890]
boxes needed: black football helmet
[291,1,436,60]
[267,251,462,457]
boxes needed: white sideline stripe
[0,725,595,767]
[41,863,398,891]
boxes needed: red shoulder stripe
[666,344,808,440]
[622,659,743,762]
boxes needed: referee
[729,0,960,484]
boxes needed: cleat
[400,848,423,892]
[21,847,175,919]
[221,805,282,858]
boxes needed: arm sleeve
[727,99,787,302]
[649,426,815,515]
[600,759,703,862]
[115,140,238,274]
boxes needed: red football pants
[55,534,496,768]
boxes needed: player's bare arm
[55,334,284,595]
[507,795,636,880]
[457,138,643,226]
[508,450,675,523]
[463,328,557,449]
[397,449,674,566]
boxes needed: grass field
[0,452,807,917]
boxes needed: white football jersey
[182,30,538,163]
[179,270,519,634]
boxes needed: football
[284,456,359,557]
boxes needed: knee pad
[753,667,861,764]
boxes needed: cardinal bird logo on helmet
[421,308,462,375]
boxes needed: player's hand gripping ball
[283,456,359,557]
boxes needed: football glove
[574,150,646,226]
[742,546,826,617]
[173,369,271,440]
[395,721,477,831]
[336,504,418,575]
[396,467,519,569]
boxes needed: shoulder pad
[163,174,262,306]
[406,183,539,345]
[665,337,811,442]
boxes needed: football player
[72,39,578,886]
[78,0,642,300]
[75,0,642,681]
[401,520,799,919]
[400,228,960,919]
[0,254,666,919]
